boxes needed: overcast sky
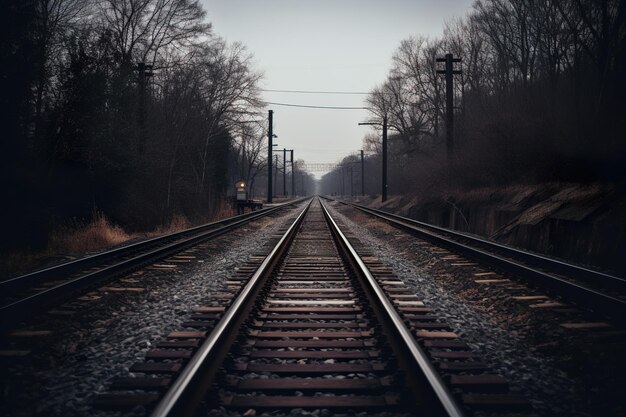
[201,0,474,176]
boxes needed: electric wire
[262,89,370,95]
[265,101,369,110]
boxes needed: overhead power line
[262,89,370,95]
[265,101,369,110]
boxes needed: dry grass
[213,200,236,221]
[1,213,132,280]
[147,214,192,237]
[1,204,245,280]
[49,213,131,253]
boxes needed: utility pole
[360,150,365,196]
[282,148,287,196]
[137,62,153,153]
[358,118,388,202]
[267,110,273,203]
[290,150,294,197]
[436,53,461,161]
[382,116,388,202]
[349,165,354,197]
[274,155,278,197]
[341,166,345,196]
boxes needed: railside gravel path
[0,205,304,417]
[324,201,586,417]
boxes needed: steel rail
[149,199,312,417]
[325,197,626,322]
[330,198,625,291]
[319,198,466,417]
[1,198,307,295]
[0,198,309,328]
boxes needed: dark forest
[0,0,315,267]
[320,0,626,196]
[2,0,625,273]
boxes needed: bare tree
[555,0,626,102]
[474,0,541,87]
[366,36,444,152]
[191,39,264,197]
[232,121,267,196]
[531,0,574,85]
[33,0,91,136]
[444,15,491,96]
[392,36,445,136]
[151,63,203,212]
[99,0,210,66]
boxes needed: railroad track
[325,197,626,323]
[95,198,529,417]
[0,199,307,330]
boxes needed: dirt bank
[354,182,626,276]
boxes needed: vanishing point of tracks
[94,198,528,417]
[5,194,622,416]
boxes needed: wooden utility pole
[436,54,461,161]
[341,166,345,196]
[267,110,273,203]
[360,150,365,196]
[358,119,388,201]
[382,116,388,202]
[290,150,294,197]
[349,165,354,197]
[274,154,279,197]
[283,148,287,196]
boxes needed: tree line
[320,0,626,197]
[1,0,279,251]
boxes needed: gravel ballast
[325,201,598,417]
[0,204,305,417]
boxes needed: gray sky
[201,0,474,176]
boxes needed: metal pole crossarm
[357,119,387,202]
[436,54,462,162]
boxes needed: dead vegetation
[0,207,236,280]
[49,213,131,254]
